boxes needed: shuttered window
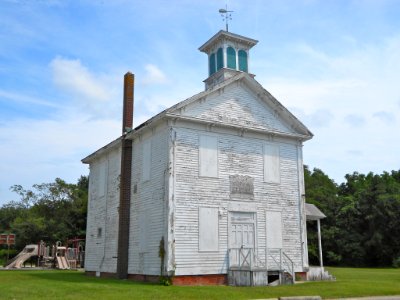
[142,139,151,181]
[264,143,280,183]
[97,161,106,197]
[139,209,149,252]
[266,210,283,248]
[199,207,219,252]
[199,135,218,177]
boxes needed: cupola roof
[199,30,258,53]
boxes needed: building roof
[82,72,313,164]
[305,203,326,221]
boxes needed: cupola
[199,30,258,90]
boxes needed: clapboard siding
[128,125,169,275]
[84,70,311,279]
[85,147,121,273]
[181,83,295,135]
[172,126,303,275]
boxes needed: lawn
[0,267,399,300]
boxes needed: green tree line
[305,167,400,267]
[1,169,400,267]
[0,176,88,253]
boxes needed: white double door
[229,212,256,268]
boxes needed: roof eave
[165,113,312,141]
[199,30,258,53]
[81,136,122,164]
[240,74,314,139]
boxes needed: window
[238,50,248,72]
[97,227,102,238]
[199,135,218,177]
[142,139,151,181]
[199,207,219,251]
[209,53,216,76]
[266,211,283,248]
[264,143,280,183]
[97,161,106,197]
[139,210,149,252]
[216,47,223,71]
[227,47,236,69]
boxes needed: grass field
[0,267,399,300]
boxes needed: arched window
[217,48,223,71]
[209,53,216,76]
[227,47,236,69]
[238,50,248,72]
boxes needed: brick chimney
[117,72,134,279]
[122,72,134,133]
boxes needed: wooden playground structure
[4,238,85,270]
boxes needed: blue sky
[1,0,399,205]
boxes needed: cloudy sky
[0,0,399,205]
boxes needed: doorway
[228,212,256,268]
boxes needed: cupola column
[223,44,228,69]
[235,47,239,71]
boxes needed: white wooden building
[82,30,315,286]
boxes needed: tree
[304,168,400,267]
[0,176,88,251]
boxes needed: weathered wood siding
[84,79,309,278]
[85,146,121,273]
[172,124,304,275]
[128,124,169,275]
[180,83,295,135]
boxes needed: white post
[317,219,324,270]
[223,44,227,68]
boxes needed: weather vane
[219,5,233,32]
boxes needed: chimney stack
[117,72,134,279]
[122,72,134,133]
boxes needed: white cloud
[0,112,120,204]
[50,57,111,102]
[262,35,400,183]
[372,111,395,124]
[0,89,62,108]
[141,64,168,85]
[344,114,365,127]
[49,56,123,119]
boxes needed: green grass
[0,267,399,300]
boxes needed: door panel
[230,223,254,248]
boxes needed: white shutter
[142,139,151,181]
[139,210,149,252]
[266,210,283,249]
[199,207,219,252]
[199,135,218,177]
[97,161,106,197]
[264,143,280,183]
